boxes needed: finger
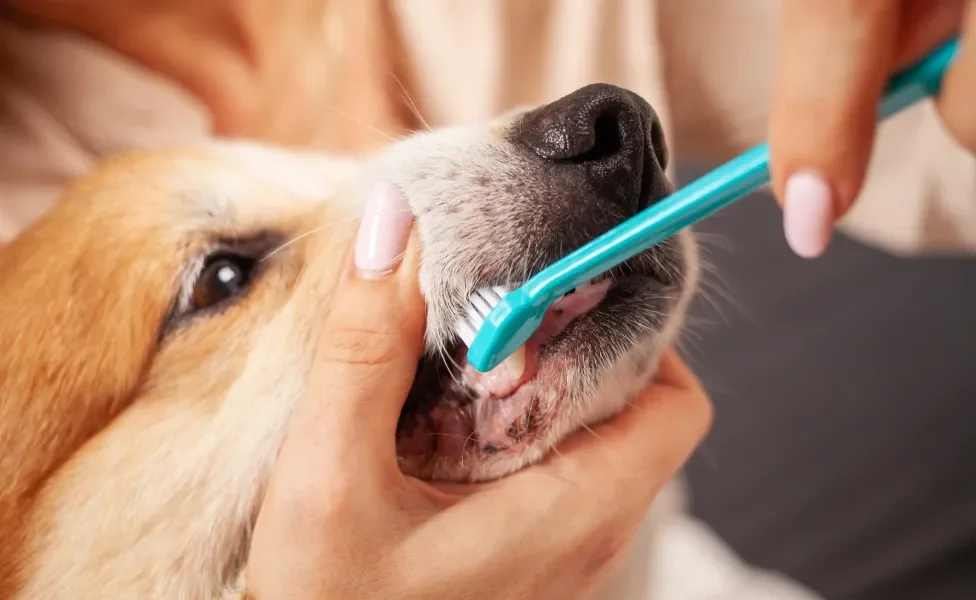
[397,355,710,592]
[769,1,900,258]
[427,350,701,498]
[937,1,976,152]
[648,347,703,391]
[503,358,712,517]
[288,182,425,467]
[410,371,712,590]
[893,0,967,67]
[554,374,712,504]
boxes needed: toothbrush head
[462,286,547,373]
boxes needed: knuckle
[574,450,651,512]
[590,450,632,490]
[938,96,976,154]
[950,123,976,155]
[318,323,402,367]
[274,466,361,524]
[687,389,715,441]
[577,517,642,586]
[642,396,712,484]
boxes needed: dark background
[676,165,976,600]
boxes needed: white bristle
[470,290,494,317]
[456,320,477,347]
[454,284,511,347]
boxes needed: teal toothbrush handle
[468,37,961,373]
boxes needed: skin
[246,232,712,599]
[769,0,976,257]
[5,3,713,596]
[20,1,975,254]
[11,0,413,151]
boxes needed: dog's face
[0,84,697,597]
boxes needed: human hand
[769,0,975,258]
[13,0,408,151]
[244,185,712,599]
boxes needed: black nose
[512,83,670,213]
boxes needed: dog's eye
[192,254,256,311]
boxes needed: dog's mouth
[462,275,613,397]
[396,255,676,471]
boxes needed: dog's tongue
[530,278,612,344]
[462,279,612,398]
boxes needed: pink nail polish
[783,171,834,259]
[354,182,414,278]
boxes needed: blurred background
[677,164,976,600]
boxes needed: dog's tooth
[502,345,526,379]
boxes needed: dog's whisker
[391,73,431,132]
[459,430,480,468]
[579,422,605,442]
[323,104,400,142]
[429,431,477,440]
[439,350,466,390]
[386,250,408,265]
[261,217,362,260]
[540,445,577,486]
[295,258,311,284]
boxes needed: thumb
[769,1,900,259]
[290,182,426,470]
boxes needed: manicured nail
[355,182,413,278]
[783,171,834,259]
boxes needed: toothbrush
[459,36,961,374]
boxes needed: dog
[0,82,822,600]
[0,81,693,598]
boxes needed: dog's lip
[459,248,673,379]
[399,270,670,459]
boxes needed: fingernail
[783,171,834,259]
[355,182,413,278]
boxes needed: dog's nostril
[513,83,668,173]
[515,86,640,165]
[512,83,671,213]
[569,111,624,163]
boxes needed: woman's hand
[769,0,976,258]
[13,0,409,151]
[244,185,712,599]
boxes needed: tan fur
[0,148,361,597]
[0,111,695,597]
